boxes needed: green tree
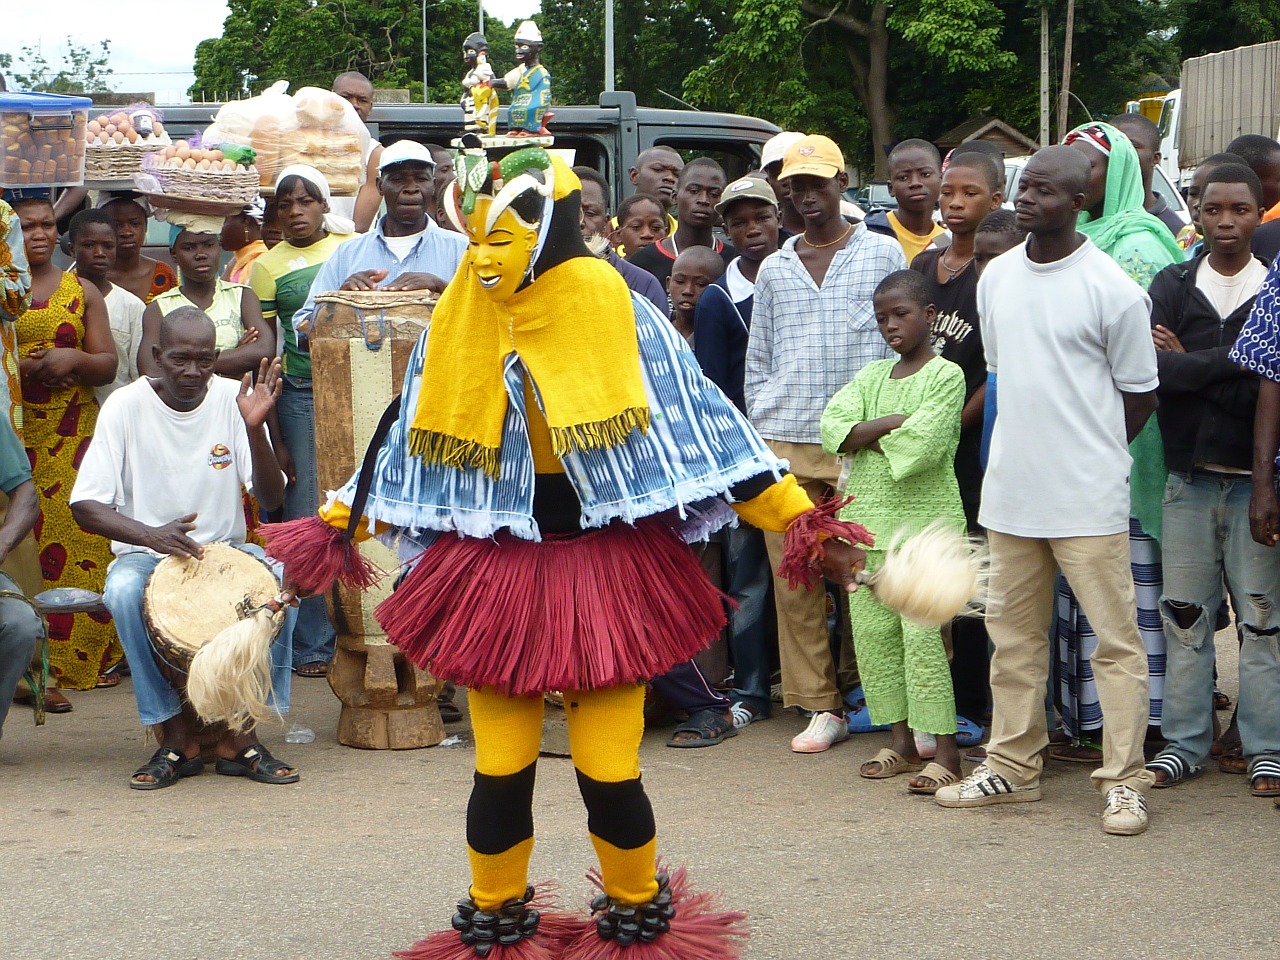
[686,0,1015,176]
[0,39,113,94]
[189,0,515,103]
[539,0,735,107]
[1173,0,1280,59]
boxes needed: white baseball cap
[378,140,436,173]
[761,132,805,171]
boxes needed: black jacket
[1150,254,1264,473]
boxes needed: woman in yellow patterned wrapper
[13,196,120,691]
[264,147,872,960]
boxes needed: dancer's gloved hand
[820,539,867,592]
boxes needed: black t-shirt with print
[627,237,737,290]
[912,248,983,525]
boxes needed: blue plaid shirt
[745,228,906,444]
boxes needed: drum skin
[143,543,282,689]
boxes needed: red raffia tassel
[561,865,748,960]
[778,495,874,591]
[393,887,584,960]
[260,515,382,596]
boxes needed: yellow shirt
[887,212,947,266]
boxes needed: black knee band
[467,763,537,855]
[575,769,655,850]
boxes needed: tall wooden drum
[310,290,445,749]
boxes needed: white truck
[1159,40,1280,190]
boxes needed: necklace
[938,248,974,279]
[802,222,853,249]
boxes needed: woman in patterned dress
[14,197,120,691]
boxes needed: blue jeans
[724,522,774,714]
[277,377,336,666]
[1160,471,1280,765]
[0,572,41,739]
[102,544,295,726]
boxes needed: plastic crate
[1,91,92,188]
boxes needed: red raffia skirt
[375,518,728,696]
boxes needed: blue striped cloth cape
[327,291,788,550]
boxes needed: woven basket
[85,139,170,181]
[148,165,261,204]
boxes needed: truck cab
[1157,89,1182,190]
[154,91,780,208]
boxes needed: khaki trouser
[985,530,1156,794]
[762,440,853,713]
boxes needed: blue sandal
[1145,752,1204,789]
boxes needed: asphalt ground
[0,628,1269,960]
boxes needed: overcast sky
[3,1,541,103]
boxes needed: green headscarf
[1067,121,1185,287]
[1065,120,1182,540]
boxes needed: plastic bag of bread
[201,80,298,190]
[283,87,370,197]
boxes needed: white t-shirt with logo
[71,376,256,557]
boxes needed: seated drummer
[291,140,468,338]
[0,410,41,744]
[69,306,300,790]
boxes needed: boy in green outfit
[820,269,967,794]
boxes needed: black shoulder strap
[344,394,403,542]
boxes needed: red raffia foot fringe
[376,519,727,695]
[560,865,748,960]
[260,515,382,596]
[393,887,583,960]
[778,495,873,590]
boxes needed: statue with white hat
[492,20,552,137]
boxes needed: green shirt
[820,355,966,546]
[249,232,353,379]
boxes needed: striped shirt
[745,228,906,444]
[332,290,786,550]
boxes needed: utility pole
[1039,4,1050,147]
[1056,0,1076,142]
[479,0,484,33]
[604,0,616,93]
[427,0,437,103]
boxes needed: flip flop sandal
[1218,748,1247,775]
[1249,757,1280,797]
[1146,752,1204,789]
[1049,739,1104,764]
[859,748,924,779]
[130,747,203,791]
[215,743,300,784]
[1213,688,1231,710]
[666,709,738,748]
[95,672,122,689]
[294,661,329,678]
[907,761,962,795]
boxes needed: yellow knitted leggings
[467,684,660,911]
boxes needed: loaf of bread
[2,108,87,186]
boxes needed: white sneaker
[934,763,1042,807]
[1102,784,1149,836]
[790,711,850,753]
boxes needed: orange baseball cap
[779,135,845,180]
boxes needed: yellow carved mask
[467,196,540,304]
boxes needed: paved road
[0,630,1269,960]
